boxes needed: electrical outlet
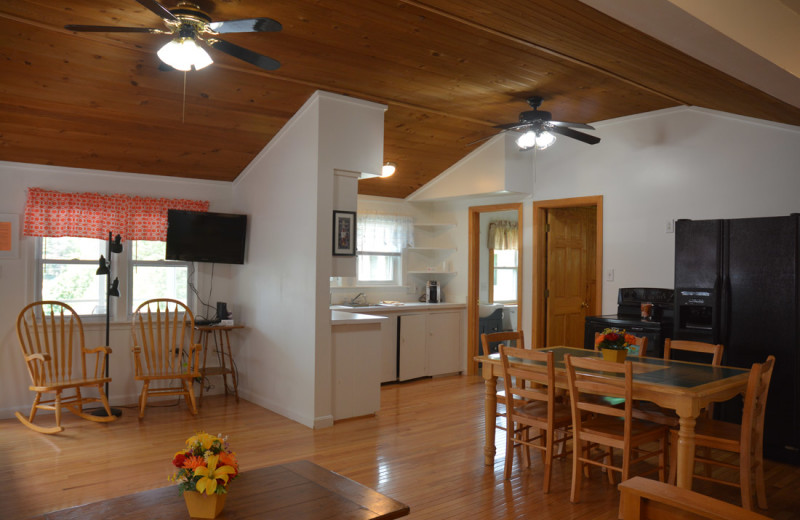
[606,268,614,282]
[666,219,675,233]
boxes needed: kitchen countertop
[331,302,466,313]
[331,310,389,325]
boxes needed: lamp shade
[96,255,110,275]
[157,37,213,71]
[110,234,123,254]
[516,129,556,150]
[381,162,396,177]
[108,278,120,297]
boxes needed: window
[356,214,414,285]
[37,237,190,318]
[489,249,518,303]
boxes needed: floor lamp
[91,231,123,418]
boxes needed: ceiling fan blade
[207,38,280,71]
[64,25,164,33]
[209,18,282,34]
[549,125,601,145]
[549,120,596,130]
[493,122,530,130]
[135,0,178,22]
[466,133,502,146]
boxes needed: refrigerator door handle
[720,276,731,350]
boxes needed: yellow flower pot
[601,348,628,363]
[183,491,227,519]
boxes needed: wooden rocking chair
[15,301,117,434]
[131,298,201,418]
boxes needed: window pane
[42,263,105,315]
[132,240,166,261]
[132,264,188,310]
[494,249,517,268]
[493,268,517,302]
[43,237,104,260]
[357,254,397,282]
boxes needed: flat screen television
[166,210,247,264]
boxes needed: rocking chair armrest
[25,352,51,363]
[85,346,113,355]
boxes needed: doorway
[532,196,602,349]
[467,203,523,375]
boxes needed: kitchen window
[356,213,414,286]
[489,249,518,303]
[36,237,190,319]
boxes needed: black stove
[584,288,674,357]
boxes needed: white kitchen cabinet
[426,311,461,376]
[398,314,427,381]
[398,311,462,381]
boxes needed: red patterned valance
[23,188,209,241]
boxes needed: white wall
[532,107,800,312]
[0,161,233,419]
[232,91,385,428]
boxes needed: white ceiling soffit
[580,0,800,109]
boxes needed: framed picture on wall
[332,210,356,256]
[0,213,19,259]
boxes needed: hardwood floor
[3,375,799,519]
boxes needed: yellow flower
[194,454,236,495]
[187,432,217,451]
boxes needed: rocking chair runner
[15,301,117,434]
[131,298,201,418]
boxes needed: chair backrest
[740,355,775,458]
[594,332,648,356]
[482,330,524,354]
[565,354,634,433]
[17,301,87,386]
[499,345,556,416]
[663,339,723,366]
[131,299,198,377]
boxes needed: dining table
[475,346,751,490]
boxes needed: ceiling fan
[486,96,601,150]
[64,0,282,72]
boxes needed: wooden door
[545,207,596,347]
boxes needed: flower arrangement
[595,328,637,351]
[171,432,239,495]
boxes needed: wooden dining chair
[668,355,775,511]
[619,476,772,520]
[131,298,202,418]
[499,345,572,491]
[481,330,525,435]
[564,353,669,503]
[634,339,725,427]
[594,332,648,357]
[15,301,117,434]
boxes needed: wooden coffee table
[29,460,410,520]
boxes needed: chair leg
[668,432,678,485]
[755,453,767,509]
[571,440,583,503]
[185,380,198,415]
[54,391,62,431]
[543,427,554,493]
[658,436,666,482]
[740,447,753,511]
[139,383,149,418]
[29,393,42,422]
[98,385,113,416]
[504,422,515,480]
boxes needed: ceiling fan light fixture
[381,162,396,177]
[516,130,556,150]
[157,37,213,71]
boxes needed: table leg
[198,331,210,406]
[482,374,498,466]
[675,414,697,489]
[216,330,229,397]
[224,329,239,402]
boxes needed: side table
[194,324,245,404]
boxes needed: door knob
[581,301,589,309]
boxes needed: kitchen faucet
[349,292,367,305]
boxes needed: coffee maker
[425,280,442,303]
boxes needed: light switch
[606,268,614,282]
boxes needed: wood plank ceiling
[2,0,799,199]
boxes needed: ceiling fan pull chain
[182,71,187,124]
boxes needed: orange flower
[219,451,238,474]
[624,334,636,345]
[182,455,207,471]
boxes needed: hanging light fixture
[516,129,557,151]
[381,162,396,177]
[157,36,213,71]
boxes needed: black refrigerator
[674,216,800,464]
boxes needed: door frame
[467,202,523,375]
[532,196,603,349]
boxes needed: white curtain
[488,220,518,250]
[357,213,414,252]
